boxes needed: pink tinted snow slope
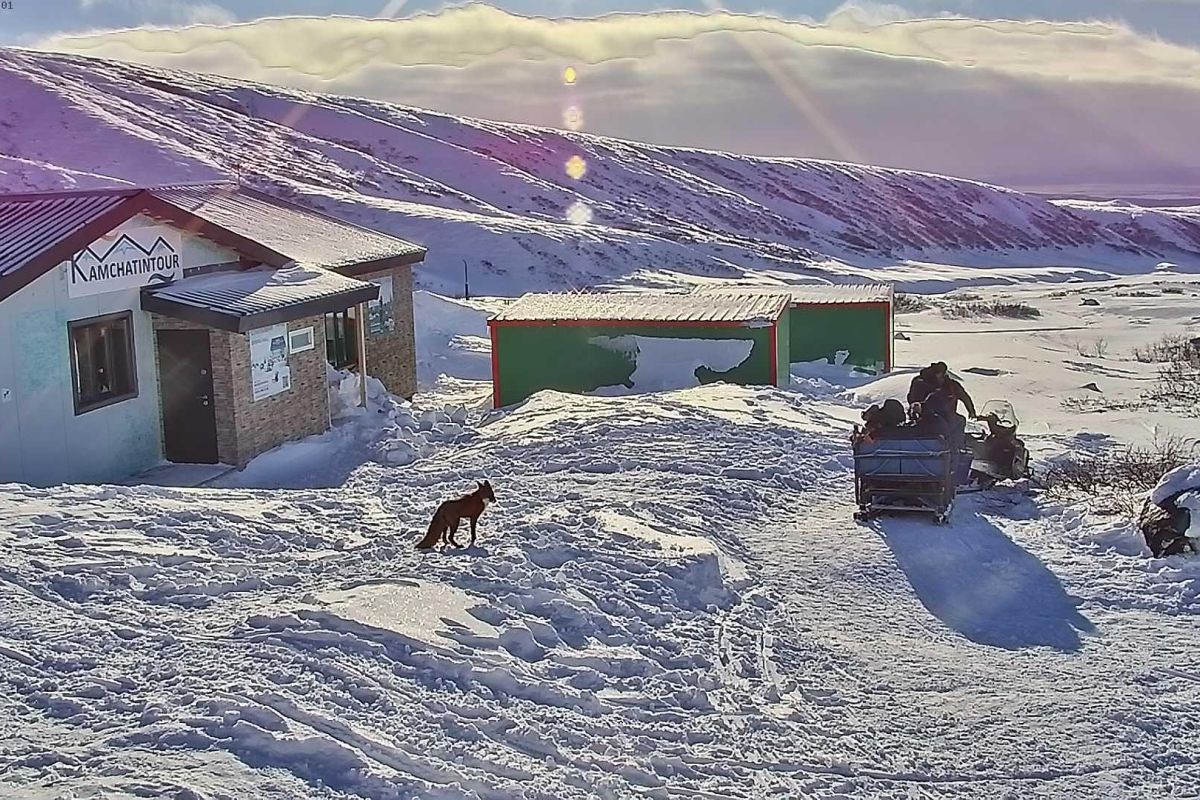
[1,48,1198,295]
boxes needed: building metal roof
[491,292,790,325]
[696,283,894,305]
[148,185,425,274]
[141,265,379,333]
[0,189,138,279]
[0,183,426,304]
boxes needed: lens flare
[566,201,593,225]
[562,65,577,85]
[565,155,587,180]
[563,106,583,131]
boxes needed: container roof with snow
[696,283,893,305]
[490,292,790,327]
[0,183,426,303]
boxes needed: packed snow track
[2,384,1199,799]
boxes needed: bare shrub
[940,300,1041,320]
[894,294,931,314]
[1073,338,1109,358]
[1040,432,1198,516]
[1131,334,1198,364]
[1144,360,1200,415]
[1061,395,1144,414]
[1131,335,1200,416]
[1068,335,1199,416]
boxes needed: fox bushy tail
[416,514,443,549]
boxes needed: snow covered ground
[3,278,1199,799]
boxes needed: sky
[5,1,1200,46]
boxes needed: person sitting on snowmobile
[859,398,907,442]
[907,362,976,456]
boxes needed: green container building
[699,284,894,373]
[488,292,791,407]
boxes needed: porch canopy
[141,264,378,333]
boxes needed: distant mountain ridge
[1,47,1197,295]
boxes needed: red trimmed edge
[488,320,501,409]
[885,299,894,372]
[490,317,754,328]
[786,300,891,308]
[769,322,779,387]
[787,299,894,372]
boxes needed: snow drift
[590,335,755,394]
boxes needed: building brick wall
[225,315,330,466]
[152,314,330,467]
[360,265,417,399]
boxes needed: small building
[0,183,425,486]
[698,283,894,372]
[488,292,790,407]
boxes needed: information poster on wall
[249,324,291,402]
[367,275,395,335]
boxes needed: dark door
[157,330,219,464]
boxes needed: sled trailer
[853,431,957,524]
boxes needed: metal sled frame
[853,432,957,524]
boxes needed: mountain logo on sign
[71,233,182,287]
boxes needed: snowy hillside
[2,47,1199,295]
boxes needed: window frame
[288,326,316,354]
[68,310,139,416]
[324,308,358,370]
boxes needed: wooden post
[356,302,369,408]
[463,259,470,301]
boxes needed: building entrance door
[157,330,219,464]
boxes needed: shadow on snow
[880,511,1096,652]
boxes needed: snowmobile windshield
[980,400,1018,427]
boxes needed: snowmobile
[963,400,1030,490]
[1140,467,1200,557]
[1139,498,1198,557]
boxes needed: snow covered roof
[491,292,790,324]
[142,265,378,333]
[0,183,425,303]
[696,283,893,305]
[148,185,425,273]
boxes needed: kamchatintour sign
[69,225,183,298]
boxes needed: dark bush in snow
[940,300,1041,320]
[1131,334,1200,364]
[893,294,931,314]
[1040,433,1197,517]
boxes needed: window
[288,326,315,354]
[366,276,395,336]
[69,312,138,414]
[325,307,358,370]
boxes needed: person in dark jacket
[908,362,976,460]
[908,362,976,419]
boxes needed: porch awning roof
[141,265,378,333]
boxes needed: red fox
[416,480,495,549]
